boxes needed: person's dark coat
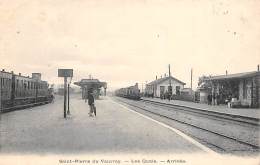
[88,94,94,105]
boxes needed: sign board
[58,69,73,77]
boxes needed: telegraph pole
[142,83,143,94]
[168,64,172,96]
[191,68,193,90]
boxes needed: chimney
[11,71,14,74]
[156,75,157,80]
[226,70,228,75]
[2,69,5,72]
[258,65,259,72]
[19,73,21,76]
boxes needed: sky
[0,0,260,91]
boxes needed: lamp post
[67,76,73,115]
[64,77,67,118]
[67,83,70,115]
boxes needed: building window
[176,86,180,95]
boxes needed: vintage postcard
[0,0,259,165]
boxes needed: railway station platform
[0,94,213,155]
[141,97,260,120]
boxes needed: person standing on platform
[212,93,216,105]
[87,90,96,117]
[168,92,171,101]
[207,94,212,105]
[216,94,220,105]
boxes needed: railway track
[114,97,260,154]
[141,99,260,126]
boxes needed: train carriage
[115,83,141,100]
[36,80,49,102]
[0,71,12,108]
[0,70,52,112]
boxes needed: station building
[145,76,186,98]
[200,69,260,108]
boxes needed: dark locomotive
[0,70,53,112]
[115,83,141,100]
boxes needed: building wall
[237,75,260,108]
[155,79,184,97]
[249,74,260,108]
[199,90,208,103]
[238,79,253,107]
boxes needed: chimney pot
[2,69,5,72]
[226,70,228,75]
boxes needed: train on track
[0,70,53,112]
[114,83,141,100]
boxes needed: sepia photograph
[0,0,259,164]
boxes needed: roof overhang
[205,71,259,81]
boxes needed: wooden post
[64,77,67,118]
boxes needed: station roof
[74,79,107,88]
[147,76,185,86]
[205,71,259,81]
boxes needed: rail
[114,97,260,153]
[141,99,260,126]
